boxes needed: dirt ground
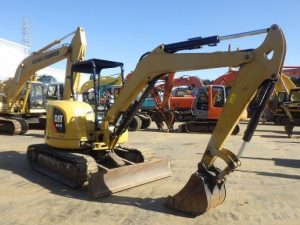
[0,122,299,225]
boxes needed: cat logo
[53,108,65,133]
[54,114,63,123]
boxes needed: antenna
[22,16,31,51]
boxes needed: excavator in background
[212,69,249,119]
[0,27,86,135]
[148,74,203,131]
[270,73,300,136]
[279,87,300,137]
[27,25,285,216]
[149,71,242,133]
[79,74,124,117]
[168,75,203,111]
[178,84,240,134]
[44,73,123,102]
[176,67,252,133]
[123,72,153,131]
[272,73,297,124]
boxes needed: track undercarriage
[27,144,172,197]
[178,120,240,135]
[0,116,29,135]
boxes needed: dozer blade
[165,167,226,216]
[88,157,172,198]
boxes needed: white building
[0,38,65,82]
[0,38,29,80]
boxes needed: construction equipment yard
[0,122,299,225]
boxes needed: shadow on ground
[22,133,45,138]
[237,156,300,180]
[241,156,300,169]
[0,150,193,218]
[237,169,300,180]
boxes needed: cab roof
[71,58,123,74]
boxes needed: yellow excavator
[79,73,122,95]
[27,24,285,216]
[44,74,122,104]
[0,27,86,135]
[273,74,300,136]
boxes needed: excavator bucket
[165,165,226,216]
[88,157,172,198]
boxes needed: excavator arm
[275,73,297,94]
[104,25,285,147]
[3,27,86,112]
[102,25,285,216]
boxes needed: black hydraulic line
[162,28,268,54]
[164,35,220,53]
[70,69,75,100]
[243,80,276,142]
[91,61,100,130]
[114,76,161,137]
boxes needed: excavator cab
[194,85,226,117]
[70,59,124,125]
[27,82,47,113]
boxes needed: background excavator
[270,73,300,136]
[44,73,123,103]
[148,68,249,133]
[0,27,86,135]
[27,24,285,217]
[178,84,240,134]
[148,73,203,131]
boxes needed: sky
[1,0,299,80]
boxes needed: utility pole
[22,16,31,54]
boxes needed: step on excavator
[27,24,285,216]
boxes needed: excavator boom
[0,27,86,135]
[99,25,285,215]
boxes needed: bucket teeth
[165,168,226,216]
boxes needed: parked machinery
[0,27,86,134]
[149,73,203,131]
[27,25,285,217]
[270,73,300,136]
[178,84,240,134]
[124,72,153,131]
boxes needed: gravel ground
[0,122,299,225]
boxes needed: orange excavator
[178,84,240,134]
[150,69,243,133]
[149,74,203,130]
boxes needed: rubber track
[27,144,98,188]
[174,110,195,122]
[11,117,29,134]
[181,121,216,133]
[0,117,22,135]
[115,145,154,163]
